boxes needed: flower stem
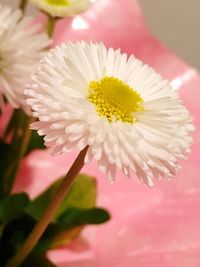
[46,16,57,37]
[0,111,34,198]
[18,117,35,161]
[2,116,35,196]
[19,0,28,14]
[5,146,89,267]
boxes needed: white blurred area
[139,0,200,71]
[1,0,200,70]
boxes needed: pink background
[10,0,200,266]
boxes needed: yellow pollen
[88,77,144,123]
[45,0,68,6]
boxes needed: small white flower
[29,0,90,18]
[0,4,51,108]
[26,41,194,186]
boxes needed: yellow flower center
[88,77,144,123]
[46,0,68,6]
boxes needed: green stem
[5,146,89,267]
[46,16,57,37]
[3,109,27,143]
[19,0,28,14]
[2,115,35,196]
[18,117,35,161]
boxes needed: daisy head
[26,41,194,186]
[0,4,51,109]
[29,0,91,17]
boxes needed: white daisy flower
[26,41,194,186]
[0,4,51,108]
[29,0,90,18]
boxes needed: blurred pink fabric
[11,0,200,266]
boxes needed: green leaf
[47,226,83,249]
[21,254,56,267]
[27,174,97,220]
[34,208,110,253]
[24,174,110,253]
[26,131,45,155]
[0,193,30,223]
[0,213,37,265]
[0,211,36,265]
[59,207,111,227]
[26,180,61,220]
[55,174,97,219]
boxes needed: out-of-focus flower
[26,41,194,186]
[29,0,90,18]
[0,4,51,108]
